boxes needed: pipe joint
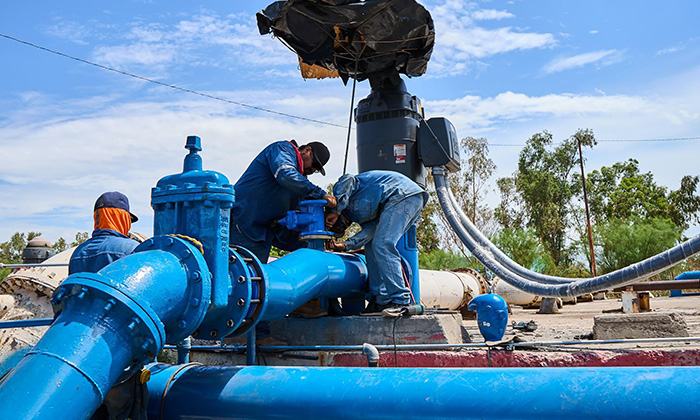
[362,343,380,367]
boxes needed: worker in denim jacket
[325,170,428,313]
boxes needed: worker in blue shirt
[68,191,147,420]
[69,191,139,275]
[325,170,428,313]
[229,139,336,342]
[230,139,336,261]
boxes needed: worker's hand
[326,239,346,252]
[324,194,338,208]
[325,212,339,229]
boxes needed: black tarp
[257,0,434,85]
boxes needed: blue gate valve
[468,293,508,342]
[278,200,333,250]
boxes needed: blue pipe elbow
[0,236,211,420]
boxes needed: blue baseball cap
[94,191,138,222]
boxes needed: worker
[229,139,336,341]
[325,170,428,313]
[69,191,140,275]
[68,191,147,420]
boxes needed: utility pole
[578,137,597,276]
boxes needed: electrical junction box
[418,117,461,173]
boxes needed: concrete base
[593,312,689,339]
[268,312,468,345]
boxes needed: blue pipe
[0,237,210,420]
[397,224,420,303]
[147,363,700,420]
[0,318,53,328]
[260,248,367,321]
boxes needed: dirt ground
[462,293,700,350]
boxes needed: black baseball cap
[94,191,138,222]
[306,141,330,176]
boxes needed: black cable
[342,56,362,175]
[0,33,346,129]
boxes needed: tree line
[418,128,700,280]
[0,232,88,279]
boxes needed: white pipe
[419,269,487,310]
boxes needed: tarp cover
[257,0,434,84]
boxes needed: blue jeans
[365,194,424,306]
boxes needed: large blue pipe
[0,238,210,420]
[261,248,367,321]
[147,363,700,420]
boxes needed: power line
[0,33,346,129]
[487,137,700,147]
[3,33,699,145]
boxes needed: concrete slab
[268,312,468,345]
[593,312,689,340]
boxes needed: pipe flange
[228,246,269,337]
[53,274,165,364]
[195,248,254,339]
[453,267,490,296]
[134,236,212,344]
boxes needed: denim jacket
[333,170,428,250]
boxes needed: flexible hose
[433,167,700,297]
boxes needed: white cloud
[79,11,295,74]
[471,9,515,21]
[589,30,599,34]
[542,49,621,74]
[424,0,556,76]
[657,46,682,55]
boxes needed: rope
[342,55,362,175]
[168,234,205,255]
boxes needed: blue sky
[1,0,699,244]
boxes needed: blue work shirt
[333,170,428,250]
[231,140,327,244]
[68,229,139,274]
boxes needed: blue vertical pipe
[0,240,210,420]
[397,224,420,303]
[147,364,700,420]
[260,248,367,321]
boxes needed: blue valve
[279,200,333,239]
[467,293,508,342]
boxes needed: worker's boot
[289,300,328,319]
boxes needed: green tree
[594,217,682,274]
[416,201,439,253]
[492,227,553,273]
[0,231,42,280]
[53,231,90,253]
[587,160,700,231]
[423,137,497,260]
[494,177,525,229]
[512,129,596,266]
[419,249,480,271]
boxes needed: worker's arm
[268,143,327,199]
[344,220,377,251]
